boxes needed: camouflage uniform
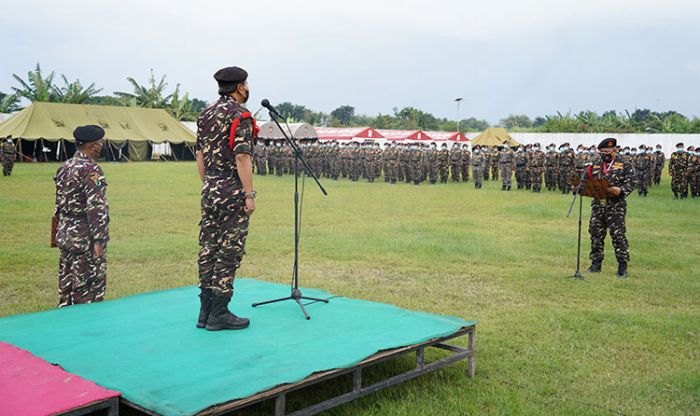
[54,151,109,307]
[410,147,423,185]
[558,149,575,194]
[529,149,546,192]
[460,146,470,182]
[471,150,484,188]
[588,155,634,272]
[400,146,411,183]
[669,149,689,198]
[438,146,450,183]
[652,149,665,185]
[544,149,559,191]
[635,151,653,196]
[499,148,514,190]
[490,148,500,181]
[450,145,462,182]
[482,148,490,181]
[688,151,700,197]
[514,150,528,189]
[196,95,255,297]
[1,139,16,176]
[426,146,438,184]
[255,142,268,175]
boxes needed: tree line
[2,63,699,133]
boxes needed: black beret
[73,125,105,144]
[597,137,617,150]
[214,66,247,84]
[676,142,684,147]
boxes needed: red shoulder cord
[587,165,593,180]
[229,112,259,150]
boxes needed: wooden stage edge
[122,324,476,416]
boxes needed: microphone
[261,99,282,117]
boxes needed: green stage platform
[0,279,476,416]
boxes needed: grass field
[0,162,698,416]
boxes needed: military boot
[674,192,678,199]
[616,262,628,278]
[586,262,602,273]
[501,185,506,191]
[196,288,213,328]
[205,295,250,331]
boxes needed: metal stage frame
[59,397,120,416]
[122,324,476,416]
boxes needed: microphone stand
[252,109,329,319]
[566,167,590,281]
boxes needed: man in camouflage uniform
[450,143,462,182]
[514,146,528,189]
[254,141,268,175]
[471,145,484,189]
[438,143,450,183]
[460,144,470,182]
[529,143,546,192]
[544,143,558,191]
[558,143,575,194]
[586,138,634,278]
[53,125,109,308]
[194,66,255,331]
[635,146,653,197]
[1,136,16,176]
[490,147,500,181]
[482,146,490,181]
[652,144,664,185]
[410,144,423,185]
[499,144,514,191]
[687,146,699,198]
[426,143,438,184]
[669,142,689,199]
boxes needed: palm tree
[11,63,57,102]
[168,84,197,121]
[0,93,20,113]
[114,69,173,108]
[52,75,103,104]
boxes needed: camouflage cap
[73,125,105,144]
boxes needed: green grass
[1,163,699,416]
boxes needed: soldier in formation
[471,145,484,189]
[53,125,109,308]
[460,144,470,182]
[250,139,686,201]
[1,136,16,176]
[669,142,689,199]
[499,143,514,191]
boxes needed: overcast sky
[1,0,699,123]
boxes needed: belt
[594,196,624,206]
[205,170,239,178]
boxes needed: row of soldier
[252,141,688,196]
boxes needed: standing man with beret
[586,138,634,278]
[54,125,109,307]
[195,66,257,331]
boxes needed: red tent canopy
[315,127,384,141]
[424,131,470,142]
[376,130,432,141]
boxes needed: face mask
[474,149,479,154]
[677,147,684,152]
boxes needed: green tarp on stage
[0,279,475,416]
